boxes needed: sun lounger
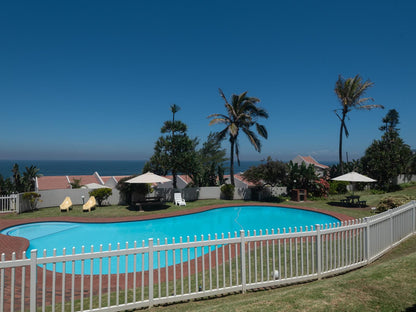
[174,193,186,206]
[60,196,72,212]
[83,196,96,212]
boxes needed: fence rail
[1,201,415,311]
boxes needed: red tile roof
[68,175,100,185]
[37,176,70,190]
[223,174,256,187]
[300,156,329,169]
[37,175,103,190]
[234,174,256,187]
[110,176,132,183]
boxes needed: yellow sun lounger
[60,196,73,212]
[83,196,96,212]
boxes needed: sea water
[0,160,265,177]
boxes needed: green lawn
[2,185,415,221]
[146,235,416,312]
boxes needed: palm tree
[11,163,23,193]
[334,74,384,173]
[208,89,268,186]
[22,165,41,191]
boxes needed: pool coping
[0,203,354,260]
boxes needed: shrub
[313,179,330,198]
[22,192,41,211]
[89,188,112,206]
[220,184,235,200]
[399,182,416,189]
[377,195,411,212]
[371,189,386,195]
[329,181,348,195]
[70,178,83,189]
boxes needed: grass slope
[147,235,416,312]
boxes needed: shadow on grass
[327,201,368,208]
[125,204,171,212]
[327,201,345,207]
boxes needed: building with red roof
[291,155,329,177]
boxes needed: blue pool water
[2,206,339,274]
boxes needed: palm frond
[256,123,268,139]
[208,117,229,126]
[237,91,248,103]
[218,88,229,105]
[207,113,226,118]
[242,128,261,152]
[356,104,385,110]
[216,128,228,141]
[334,111,343,121]
[255,107,269,119]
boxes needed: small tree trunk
[229,140,235,186]
[339,118,345,174]
[172,169,177,189]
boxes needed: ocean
[0,160,264,178]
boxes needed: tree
[145,106,199,188]
[169,104,181,187]
[0,164,41,194]
[70,178,83,189]
[329,159,362,179]
[22,192,41,211]
[379,109,399,133]
[89,188,112,206]
[286,161,318,193]
[208,89,268,186]
[12,164,24,193]
[334,74,384,173]
[197,132,228,186]
[242,157,288,187]
[361,110,412,190]
[22,165,41,192]
[0,176,14,195]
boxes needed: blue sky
[1,0,415,163]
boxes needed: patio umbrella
[125,172,171,184]
[332,171,376,194]
[125,172,171,208]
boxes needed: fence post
[364,217,371,263]
[148,238,154,307]
[412,201,416,234]
[30,250,38,312]
[15,194,20,214]
[389,209,394,248]
[1,253,4,310]
[240,230,246,293]
[315,225,321,279]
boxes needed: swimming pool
[2,205,339,273]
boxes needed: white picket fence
[1,201,415,312]
[0,195,18,213]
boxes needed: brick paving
[0,203,354,310]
